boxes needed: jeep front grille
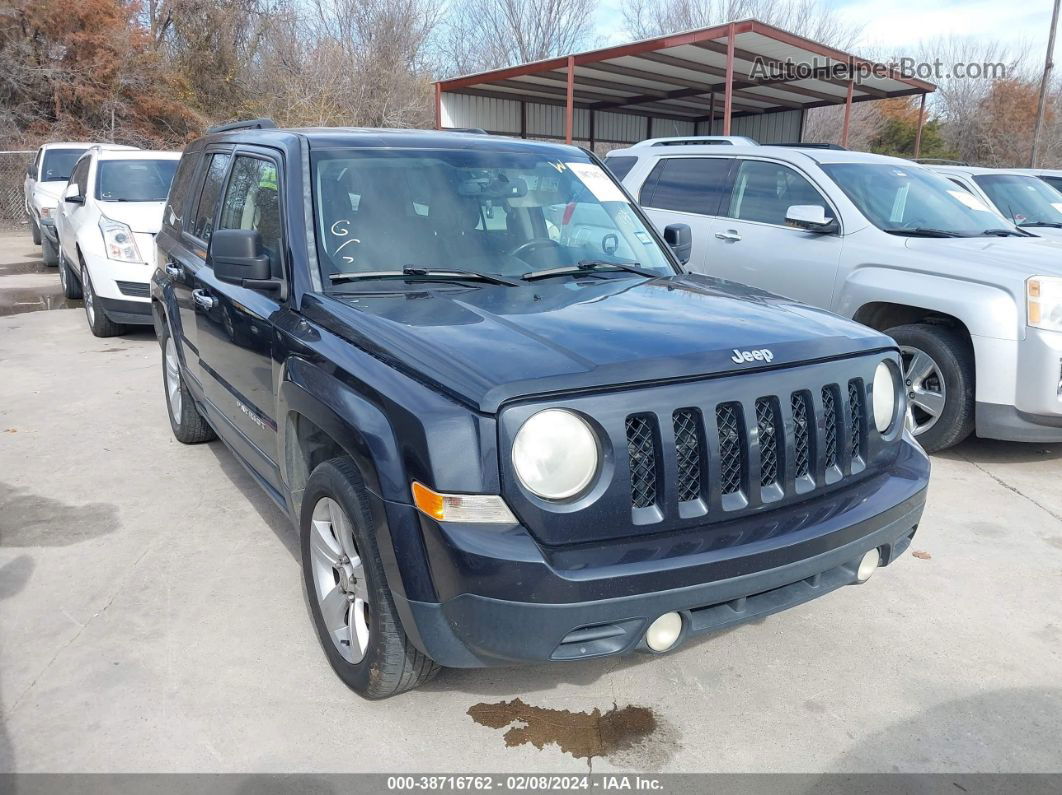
[672,409,703,503]
[625,414,658,509]
[716,403,744,496]
[623,381,869,517]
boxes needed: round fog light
[646,612,683,652]
[856,548,881,583]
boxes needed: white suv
[54,147,181,337]
[927,165,1062,239]
[609,144,1062,451]
[24,143,93,264]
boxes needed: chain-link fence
[0,151,33,232]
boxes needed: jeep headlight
[1028,276,1062,332]
[99,216,143,263]
[512,409,598,500]
[873,360,899,433]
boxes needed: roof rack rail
[772,142,848,150]
[913,158,970,166]
[206,118,277,134]
[633,135,759,148]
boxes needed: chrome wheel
[309,497,370,664]
[900,345,946,436]
[164,336,183,423]
[82,267,94,326]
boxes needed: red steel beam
[565,55,575,144]
[723,22,735,134]
[914,92,926,157]
[841,80,853,147]
[434,82,441,130]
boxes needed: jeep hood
[311,273,893,412]
[98,201,165,234]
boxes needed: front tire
[886,323,975,453]
[59,255,82,299]
[301,457,438,699]
[81,264,126,337]
[160,326,215,444]
[42,233,58,266]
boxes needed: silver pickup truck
[608,141,1062,452]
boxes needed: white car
[927,165,1062,239]
[1010,168,1062,194]
[24,142,93,264]
[609,143,1062,451]
[55,147,181,337]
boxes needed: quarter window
[604,156,637,181]
[640,157,732,216]
[218,155,284,276]
[189,152,231,243]
[726,160,833,226]
[68,157,90,197]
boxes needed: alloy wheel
[900,345,946,436]
[82,268,94,326]
[164,336,183,423]
[309,497,371,664]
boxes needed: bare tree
[622,0,860,48]
[436,0,597,77]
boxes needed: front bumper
[392,440,929,668]
[80,249,153,325]
[976,327,1062,442]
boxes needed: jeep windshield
[972,173,1062,228]
[821,163,1016,237]
[40,148,88,182]
[97,159,179,202]
[310,148,675,289]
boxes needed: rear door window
[163,153,201,234]
[639,157,733,216]
[189,152,231,243]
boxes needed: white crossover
[926,164,1062,240]
[54,147,181,337]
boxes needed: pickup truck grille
[623,378,869,516]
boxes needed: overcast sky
[593,0,1057,63]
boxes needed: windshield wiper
[330,266,517,286]
[1018,221,1062,229]
[981,228,1032,236]
[521,260,660,282]
[882,227,967,238]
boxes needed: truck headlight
[38,206,53,219]
[512,409,598,500]
[873,360,899,433]
[1028,276,1062,332]
[99,216,143,263]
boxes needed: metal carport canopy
[434,18,936,151]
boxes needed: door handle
[192,289,216,311]
[164,262,182,278]
[715,230,742,242]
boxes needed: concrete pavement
[1,232,1061,773]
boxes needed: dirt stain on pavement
[467,698,675,768]
[0,286,80,316]
[0,482,117,547]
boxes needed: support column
[913,93,926,158]
[565,55,575,144]
[708,91,715,135]
[723,22,735,135]
[589,110,595,150]
[434,83,441,130]
[841,80,853,147]
[520,101,527,139]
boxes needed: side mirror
[64,184,84,204]
[785,205,837,233]
[209,229,285,297]
[663,223,692,265]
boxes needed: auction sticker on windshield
[566,162,629,203]
[947,190,991,213]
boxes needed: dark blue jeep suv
[152,123,930,698]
